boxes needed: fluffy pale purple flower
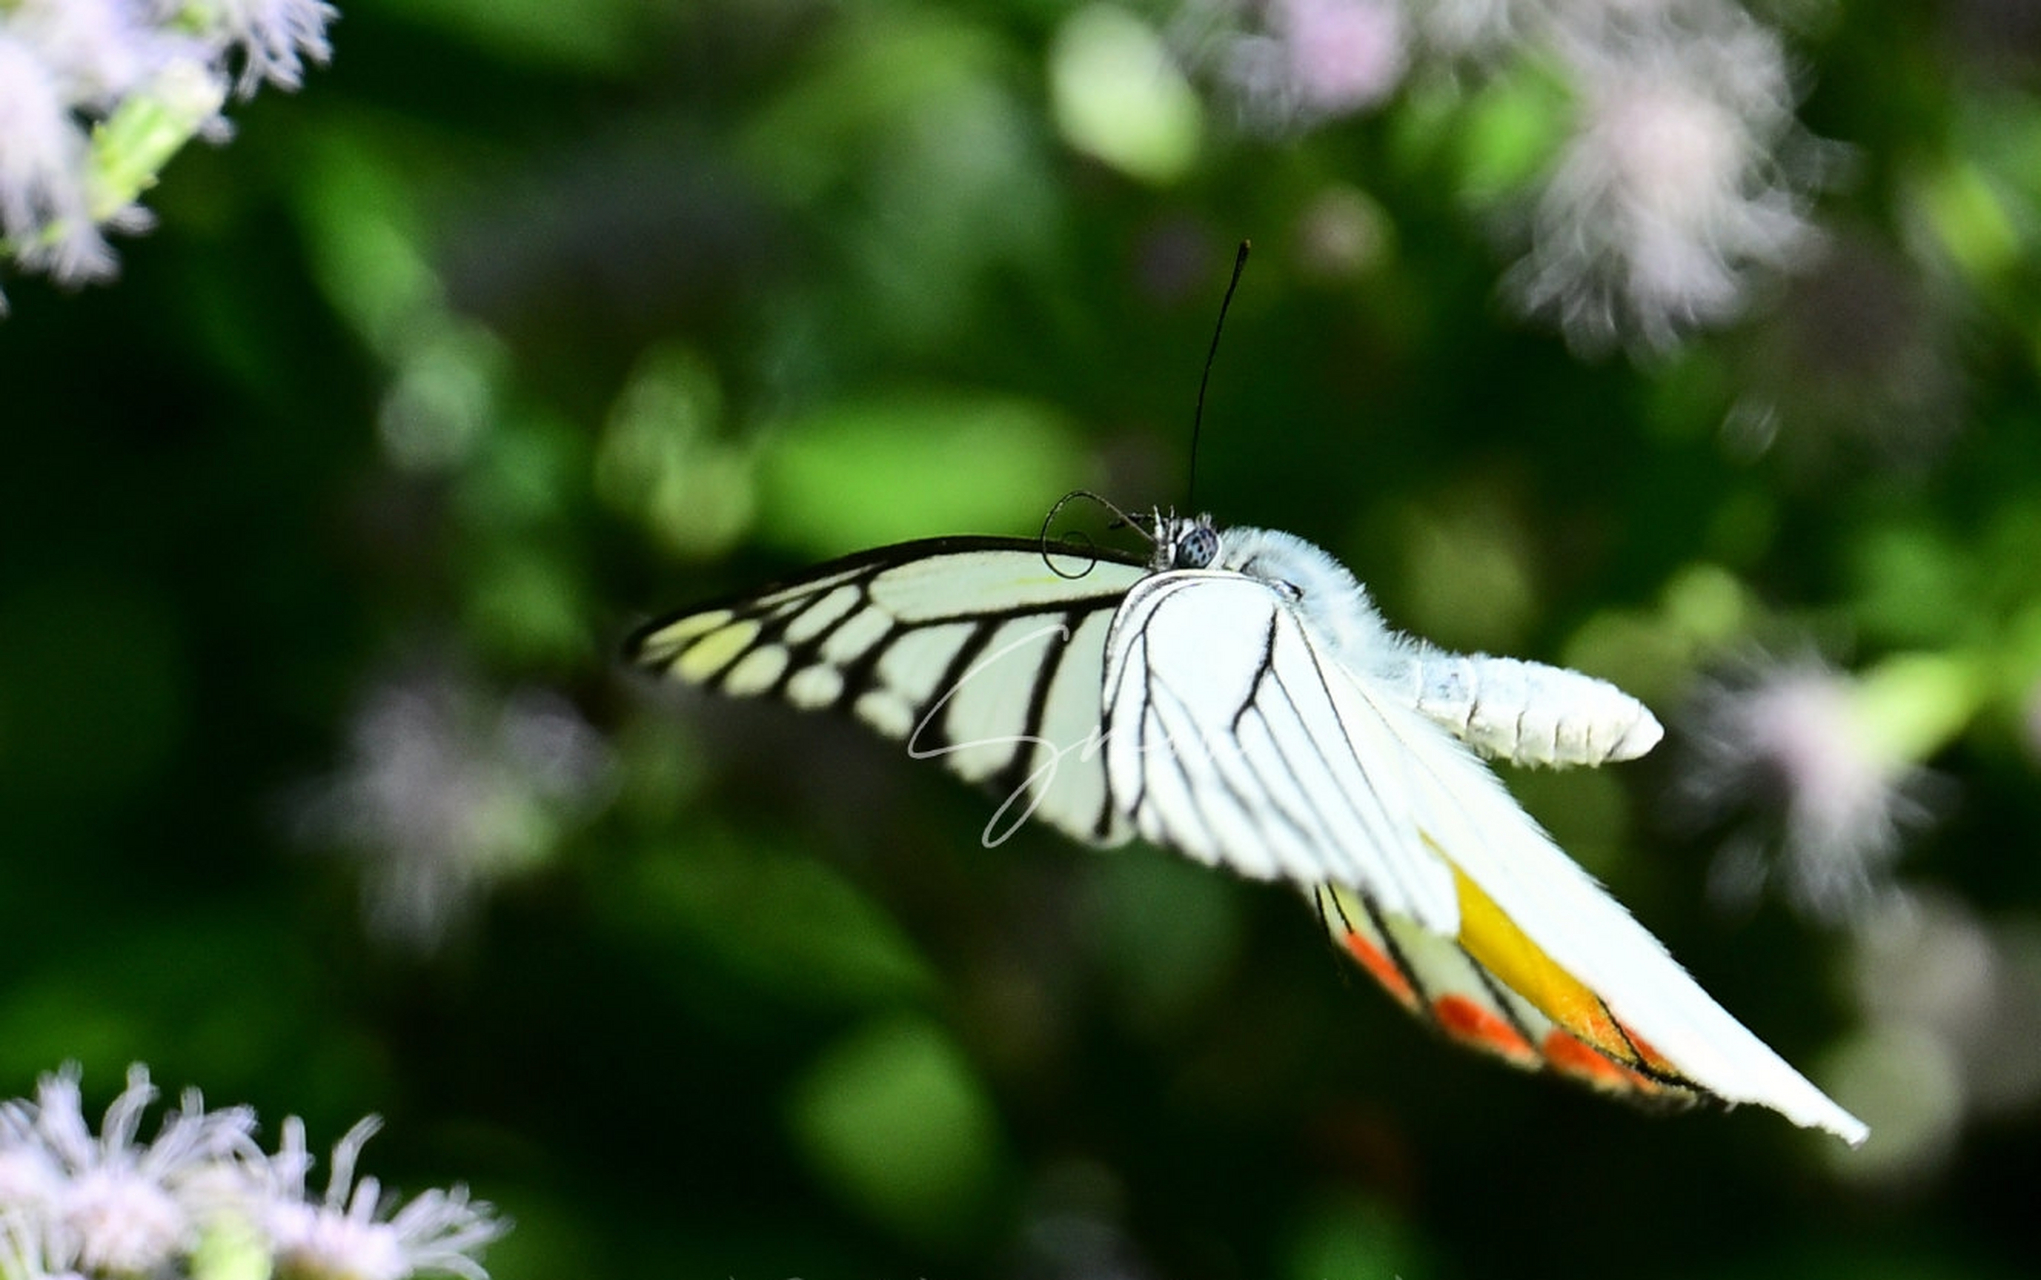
[0,1066,505,1280]
[0,1064,262,1276]
[0,34,112,285]
[185,0,338,96]
[1505,0,1821,349]
[295,667,616,950]
[0,1208,87,1280]
[0,0,334,308]
[1409,0,1514,56]
[253,1117,505,1280]
[1678,656,1926,923]
[1185,0,1830,346]
[14,0,197,105]
[1223,0,1411,127]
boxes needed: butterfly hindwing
[628,537,1147,847]
[1105,565,1867,1143]
[1314,883,1699,1104]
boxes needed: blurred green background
[5,0,2041,1276]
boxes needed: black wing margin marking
[626,537,1146,845]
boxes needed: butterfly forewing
[628,538,1146,847]
[1103,570,1462,930]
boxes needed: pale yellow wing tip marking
[788,664,846,709]
[632,611,758,683]
[631,608,732,665]
[721,642,789,695]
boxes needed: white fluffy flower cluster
[1221,0,1410,126]
[1197,0,1824,349]
[0,1064,504,1280]
[0,0,335,308]
[294,667,618,952]
[1504,0,1819,350]
[1678,655,1926,924]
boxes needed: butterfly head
[1164,522,1393,660]
[1151,513,1222,571]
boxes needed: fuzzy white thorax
[1154,516,1661,767]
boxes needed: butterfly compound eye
[1174,523,1219,569]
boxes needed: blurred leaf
[1048,5,1202,185]
[357,0,659,72]
[1562,607,1694,708]
[295,131,442,351]
[381,321,509,472]
[595,345,755,560]
[1455,55,1572,201]
[1084,846,1243,1034]
[1284,1192,1431,1280]
[755,389,1095,553]
[616,836,935,1013]
[0,914,321,1094]
[1911,158,2023,286]
[1852,522,1971,648]
[1562,564,1760,705]
[1855,651,1984,765]
[1661,563,1760,649]
[1389,485,1537,652]
[739,8,1010,202]
[740,7,1063,354]
[787,1015,1007,1250]
[463,542,592,667]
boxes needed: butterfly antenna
[1187,239,1251,514]
[1041,489,1154,578]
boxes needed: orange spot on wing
[1615,1023,1679,1076]
[1433,994,1537,1066]
[1340,931,1419,1010]
[1542,1030,1663,1095]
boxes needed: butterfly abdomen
[1404,652,1663,767]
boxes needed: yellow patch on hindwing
[1448,864,1655,1074]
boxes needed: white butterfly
[628,512,1868,1145]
